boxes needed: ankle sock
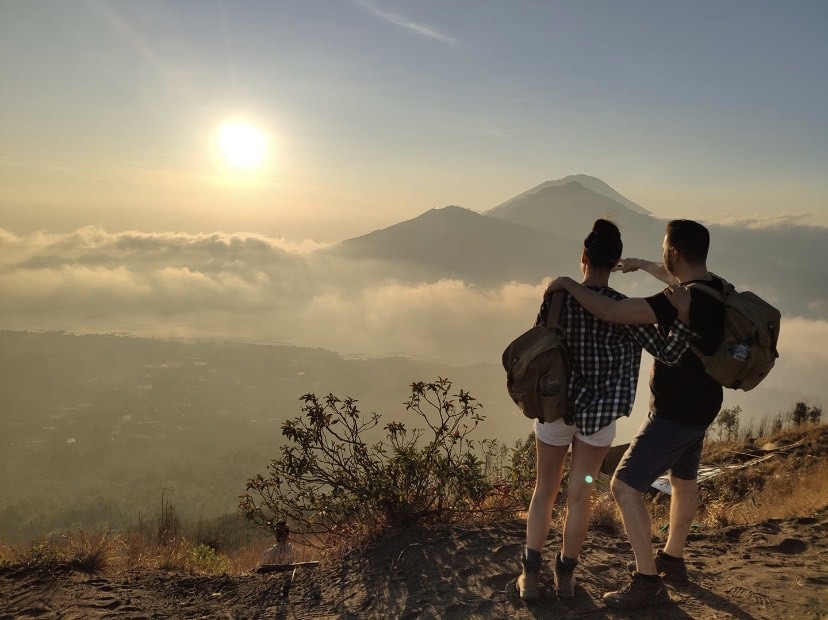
[636,572,661,581]
[558,553,578,569]
[524,547,542,569]
[658,551,682,563]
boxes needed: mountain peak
[491,174,650,216]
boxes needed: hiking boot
[516,567,539,601]
[603,573,670,611]
[626,550,689,583]
[553,552,576,598]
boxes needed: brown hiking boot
[627,550,689,583]
[553,552,576,598]
[516,568,539,601]
[603,573,670,610]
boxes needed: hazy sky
[2,0,827,241]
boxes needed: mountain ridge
[319,175,827,317]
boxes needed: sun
[216,120,268,171]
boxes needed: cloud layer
[1,227,823,424]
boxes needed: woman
[517,219,693,601]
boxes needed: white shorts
[533,416,617,448]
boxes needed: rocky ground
[2,506,826,619]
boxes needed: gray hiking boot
[627,550,689,583]
[553,552,576,598]
[516,567,539,601]
[603,572,670,611]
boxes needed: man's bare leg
[663,475,699,558]
[610,476,656,575]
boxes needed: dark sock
[558,552,578,569]
[659,551,682,563]
[524,547,542,569]
[636,572,661,580]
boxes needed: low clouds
[711,213,813,229]
[0,227,539,360]
[1,227,824,420]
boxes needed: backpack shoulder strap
[545,292,565,328]
[685,274,733,303]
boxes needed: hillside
[325,205,578,284]
[2,426,826,619]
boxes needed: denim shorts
[614,413,708,493]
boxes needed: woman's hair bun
[584,218,622,267]
[592,218,621,239]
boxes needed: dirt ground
[2,505,826,620]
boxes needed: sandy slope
[2,506,826,620]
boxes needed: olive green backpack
[687,275,781,391]
[502,292,572,423]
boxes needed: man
[547,219,725,611]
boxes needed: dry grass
[588,490,623,535]
[2,528,318,576]
[0,490,320,577]
[702,456,828,527]
[63,529,118,574]
[0,542,14,567]
[697,424,828,527]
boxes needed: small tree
[756,416,768,439]
[808,406,823,425]
[790,401,810,426]
[772,413,784,433]
[239,378,517,548]
[715,406,741,442]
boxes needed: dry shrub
[589,490,622,535]
[241,379,519,550]
[63,529,117,574]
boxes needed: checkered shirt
[537,287,696,436]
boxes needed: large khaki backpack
[502,292,572,423]
[687,275,781,391]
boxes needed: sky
[1,0,827,242]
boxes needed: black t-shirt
[644,277,725,426]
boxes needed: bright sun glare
[216,121,268,171]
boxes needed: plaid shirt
[537,287,696,436]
